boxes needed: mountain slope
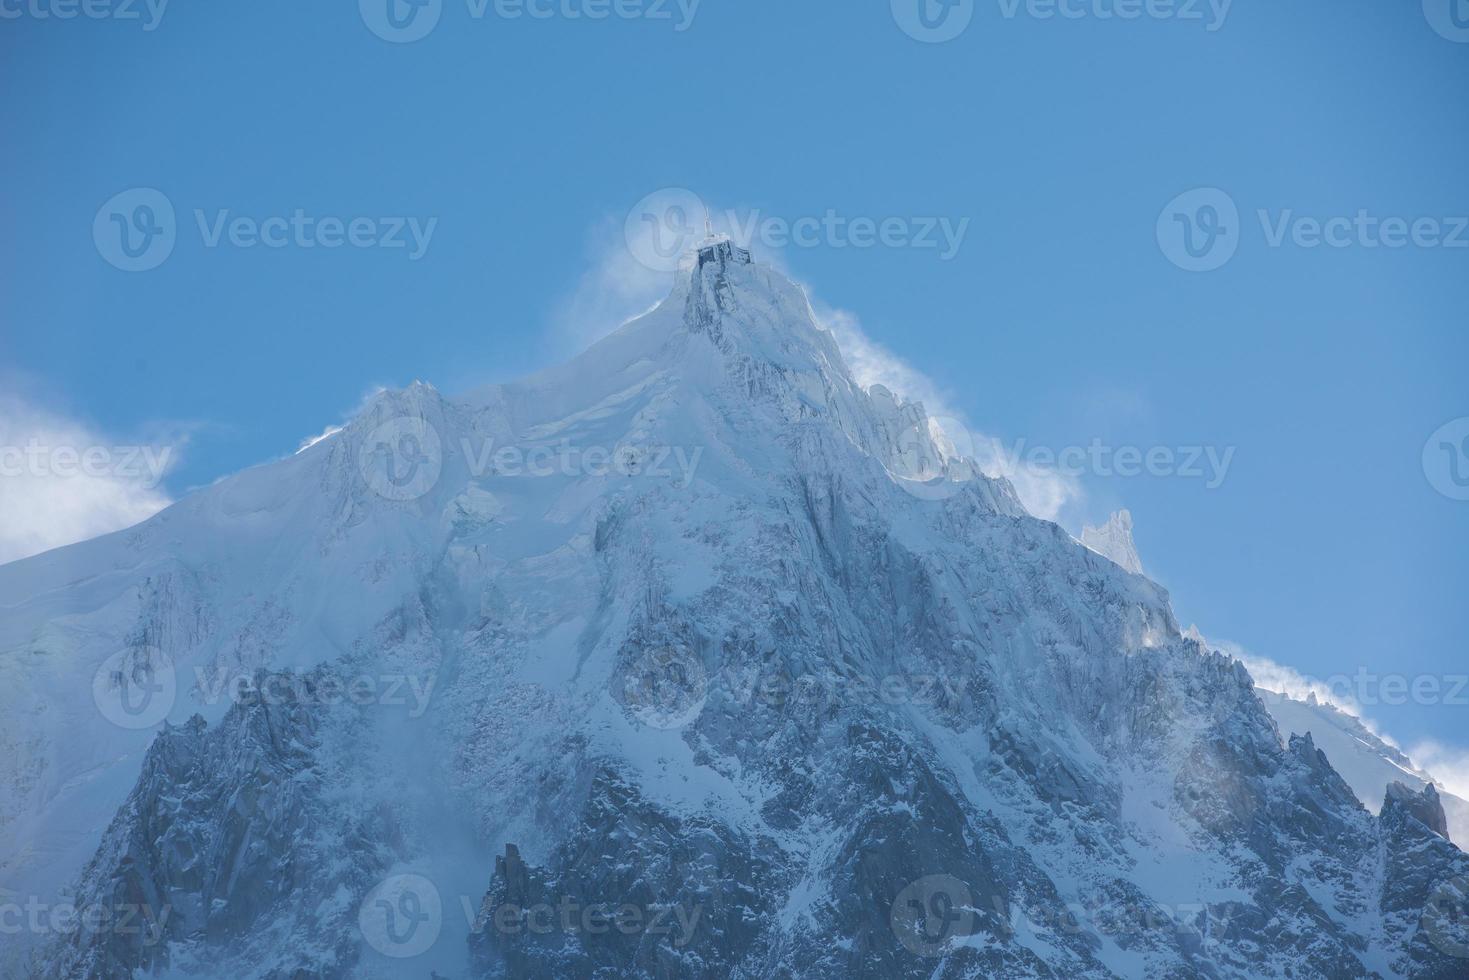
[5,246,1467,978]
[1256,689,1469,847]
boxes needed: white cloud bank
[0,393,179,566]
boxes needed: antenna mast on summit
[703,203,715,243]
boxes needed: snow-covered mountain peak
[1081,508,1144,575]
[447,251,1023,517]
[7,254,1468,979]
[1385,780,1452,840]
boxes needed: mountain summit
[4,256,1467,978]
[1081,509,1143,576]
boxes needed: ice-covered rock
[1256,688,1469,847]
[1081,509,1144,576]
[4,252,1465,979]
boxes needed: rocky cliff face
[6,251,1467,978]
[1257,688,1469,847]
[40,670,404,979]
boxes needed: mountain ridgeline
[4,245,1467,978]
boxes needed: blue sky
[2,2,1466,764]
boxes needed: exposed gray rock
[14,252,1466,980]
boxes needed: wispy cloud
[0,392,182,565]
[1407,740,1469,803]
[812,306,956,418]
[547,212,678,356]
[1212,636,1469,803]
[1213,639,1367,719]
[812,303,1083,522]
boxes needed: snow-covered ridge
[1096,517,1467,848]
[4,250,1467,978]
[1256,688,1469,846]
